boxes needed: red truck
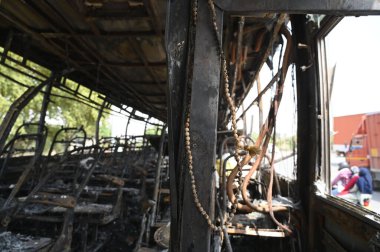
[341,112,380,188]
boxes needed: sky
[109,108,157,136]
[327,16,380,117]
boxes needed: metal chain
[185,115,222,233]
[184,0,223,236]
[184,0,246,237]
[206,0,245,224]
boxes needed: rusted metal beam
[0,2,166,118]
[95,99,107,146]
[39,30,161,38]
[85,3,148,19]
[38,73,55,150]
[226,228,286,237]
[95,174,125,187]
[14,214,63,222]
[215,0,380,14]
[80,61,166,68]
[166,0,191,249]
[143,0,163,35]
[0,58,46,82]
[237,14,286,109]
[47,1,162,114]
[85,11,150,20]
[0,50,50,79]
[127,37,163,85]
[0,29,13,63]
[231,16,244,100]
[291,14,319,252]
[20,193,77,208]
[51,209,74,252]
[0,68,122,116]
[34,0,161,115]
[1,1,160,118]
[0,8,110,97]
[1,160,35,213]
[0,76,54,152]
[139,92,166,97]
[148,125,167,232]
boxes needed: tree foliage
[0,48,111,153]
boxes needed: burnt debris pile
[0,124,169,251]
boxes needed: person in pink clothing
[331,164,358,195]
[337,167,360,196]
[338,167,373,208]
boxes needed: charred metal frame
[150,125,167,227]
[0,0,168,120]
[0,0,379,251]
[291,15,319,251]
[167,1,380,252]
[315,16,343,192]
[37,73,54,151]
[0,48,157,131]
[0,75,55,152]
[214,0,380,14]
[312,16,380,251]
[96,100,107,146]
[165,0,191,250]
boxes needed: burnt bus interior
[0,0,379,251]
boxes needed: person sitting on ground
[337,166,360,196]
[338,167,373,207]
[356,167,373,206]
[331,162,355,195]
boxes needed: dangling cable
[267,117,292,234]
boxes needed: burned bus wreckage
[0,0,380,251]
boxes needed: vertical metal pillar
[0,30,13,63]
[146,124,167,240]
[291,14,318,252]
[125,109,135,137]
[166,0,222,251]
[95,100,106,145]
[166,0,191,250]
[37,75,54,149]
